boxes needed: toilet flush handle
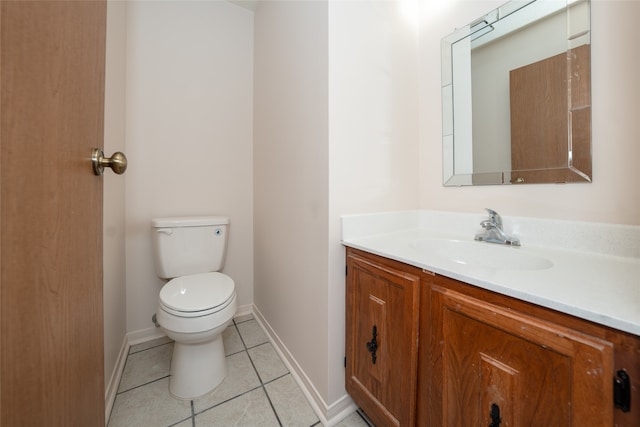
[156,228,173,235]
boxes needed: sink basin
[410,238,553,271]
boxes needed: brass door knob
[91,148,127,176]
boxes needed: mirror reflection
[441,0,591,186]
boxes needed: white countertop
[342,211,640,336]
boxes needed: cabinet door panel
[436,286,614,427]
[346,252,421,426]
[445,310,572,425]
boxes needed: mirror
[441,0,591,186]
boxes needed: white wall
[103,0,127,392]
[253,0,331,406]
[328,0,420,405]
[125,0,254,334]
[419,0,640,225]
[254,0,420,415]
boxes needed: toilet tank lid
[151,216,229,228]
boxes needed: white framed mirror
[441,0,591,186]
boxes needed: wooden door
[346,249,421,426]
[509,44,591,184]
[1,1,107,425]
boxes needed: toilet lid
[160,272,235,313]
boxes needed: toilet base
[169,333,227,399]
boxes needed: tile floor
[108,314,371,427]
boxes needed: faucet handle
[484,208,502,228]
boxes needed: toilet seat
[159,272,235,318]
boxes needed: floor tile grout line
[234,321,271,385]
[245,342,270,351]
[192,383,263,417]
[192,326,289,422]
[244,340,273,351]
[128,340,173,355]
[246,349,293,426]
[244,340,320,426]
[115,374,171,395]
[191,368,291,425]
[114,315,320,427]
[260,372,321,427]
[226,348,245,357]
[233,315,255,326]
[166,414,193,427]
[236,321,318,426]
[110,340,175,425]
[135,320,266,421]
[260,383,284,427]
[117,317,326,427]
[117,341,173,394]
[233,320,284,426]
[261,372,290,387]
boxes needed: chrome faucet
[474,208,520,246]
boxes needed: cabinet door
[430,284,614,427]
[346,250,421,426]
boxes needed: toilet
[151,216,237,399]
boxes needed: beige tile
[193,351,261,413]
[265,374,319,427]
[335,411,371,427]
[236,319,269,348]
[111,320,331,427]
[222,325,244,355]
[129,336,173,354]
[108,377,191,427]
[248,343,288,383]
[233,313,254,324]
[195,388,279,427]
[118,343,173,392]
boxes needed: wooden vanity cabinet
[345,248,640,426]
[419,274,640,427]
[345,248,425,426]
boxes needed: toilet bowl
[151,216,237,400]
[156,272,237,399]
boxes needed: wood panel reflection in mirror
[510,44,591,184]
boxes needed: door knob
[91,148,127,176]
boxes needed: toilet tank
[151,216,229,279]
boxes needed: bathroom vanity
[343,1,637,424]
[342,211,640,427]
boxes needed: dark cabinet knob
[489,403,501,427]
[366,325,378,364]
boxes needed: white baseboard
[325,394,358,427]
[252,305,356,426]
[126,325,166,346]
[235,303,253,318]
[104,336,129,424]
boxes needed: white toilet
[151,216,237,399]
